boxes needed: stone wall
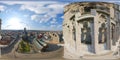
[63,2,120,59]
[47,32,60,44]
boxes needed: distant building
[23,27,27,36]
[44,32,61,44]
[63,2,120,59]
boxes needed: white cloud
[30,2,67,23]
[61,16,64,19]
[20,4,51,14]
[0,5,6,11]
[49,24,62,30]
[47,3,64,14]
[57,25,62,28]
[19,1,68,23]
[0,1,57,5]
[0,1,68,30]
[23,14,29,17]
[31,14,51,23]
[50,24,56,28]
[31,15,38,21]
[50,18,57,24]
[0,1,67,14]
[27,1,66,30]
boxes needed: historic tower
[63,2,120,59]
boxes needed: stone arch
[98,13,107,23]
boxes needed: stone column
[75,13,82,54]
[106,16,111,50]
[114,25,117,44]
[70,21,75,50]
[91,9,99,54]
[117,24,119,41]
[76,22,82,54]
[116,25,118,41]
[0,47,2,58]
[119,23,120,40]
[69,20,76,51]
[118,43,120,56]
[115,26,117,45]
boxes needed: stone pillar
[116,25,118,41]
[114,26,116,42]
[106,16,111,50]
[118,43,120,56]
[119,23,120,40]
[70,20,75,50]
[0,47,2,58]
[115,25,117,44]
[91,9,99,54]
[76,21,82,55]
[75,13,82,55]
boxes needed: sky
[0,0,119,31]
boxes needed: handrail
[0,36,17,48]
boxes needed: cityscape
[0,26,64,59]
[0,0,120,60]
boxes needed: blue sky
[0,0,119,31]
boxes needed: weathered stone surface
[63,2,120,59]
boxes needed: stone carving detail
[81,21,91,44]
[72,20,76,41]
[72,26,76,41]
[111,24,115,45]
[63,2,120,59]
[99,23,106,43]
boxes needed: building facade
[63,2,120,59]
